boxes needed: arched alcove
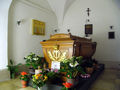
[0,0,12,81]
[8,0,58,65]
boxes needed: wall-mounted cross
[86,8,91,17]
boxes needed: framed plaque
[85,24,93,34]
[108,32,115,39]
[32,19,45,35]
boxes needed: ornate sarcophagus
[40,33,97,68]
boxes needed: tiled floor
[0,69,120,90]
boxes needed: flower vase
[67,79,75,87]
[38,87,42,90]
[21,80,27,88]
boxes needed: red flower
[67,75,70,78]
[21,72,27,76]
[63,82,72,88]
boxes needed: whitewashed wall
[61,0,120,68]
[8,0,58,64]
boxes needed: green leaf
[10,59,13,65]
[11,73,15,79]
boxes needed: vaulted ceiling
[20,0,76,30]
[24,0,53,11]
[47,0,76,29]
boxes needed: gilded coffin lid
[50,33,71,39]
[40,33,74,45]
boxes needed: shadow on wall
[115,0,120,9]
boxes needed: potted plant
[7,59,21,79]
[20,72,29,88]
[60,56,85,86]
[24,52,45,75]
[32,70,48,90]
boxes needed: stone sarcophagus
[40,33,97,68]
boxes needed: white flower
[69,63,74,67]
[69,61,79,67]
[27,56,31,59]
[33,58,39,61]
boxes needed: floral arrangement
[62,82,72,90]
[24,52,45,69]
[32,68,62,88]
[60,56,85,79]
[32,71,48,88]
[20,72,29,81]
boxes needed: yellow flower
[35,76,39,79]
[43,76,48,81]
[34,74,42,80]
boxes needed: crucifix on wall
[85,8,93,37]
[86,8,91,17]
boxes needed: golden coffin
[40,33,97,68]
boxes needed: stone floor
[0,69,120,90]
[90,69,120,90]
[0,79,36,90]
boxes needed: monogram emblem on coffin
[48,45,67,62]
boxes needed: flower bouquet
[32,71,48,89]
[61,56,85,79]
[19,72,29,88]
[60,56,85,87]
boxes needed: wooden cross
[86,8,91,17]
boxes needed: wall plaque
[85,24,93,34]
[32,19,45,35]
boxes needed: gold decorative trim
[48,45,67,62]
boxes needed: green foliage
[47,71,55,78]
[60,56,85,79]
[7,59,22,79]
[47,69,60,81]
[24,52,46,69]
[62,87,68,90]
